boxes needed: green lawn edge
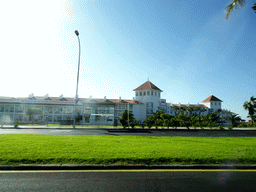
[0,135,256,165]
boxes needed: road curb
[1,164,256,170]
[2,126,256,131]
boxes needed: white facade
[0,81,232,125]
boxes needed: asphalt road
[1,170,256,192]
[1,128,256,137]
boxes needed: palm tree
[243,96,256,126]
[225,0,246,20]
[173,106,179,115]
[225,1,256,20]
[253,3,256,12]
[179,107,185,114]
[194,107,200,115]
[200,108,206,116]
[187,107,193,116]
[226,113,242,127]
[177,113,191,129]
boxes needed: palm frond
[225,0,246,20]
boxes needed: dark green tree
[120,109,134,128]
[226,113,242,127]
[187,107,194,116]
[144,115,155,129]
[160,113,170,128]
[173,106,179,115]
[177,113,191,129]
[25,108,43,122]
[243,96,256,126]
[170,115,180,129]
[152,110,165,120]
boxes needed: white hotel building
[0,81,232,125]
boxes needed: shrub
[144,115,154,129]
[228,124,233,130]
[237,122,248,128]
[120,109,134,128]
[218,125,225,130]
[155,119,163,129]
[14,119,19,128]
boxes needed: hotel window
[140,92,142,96]
[144,92,146,96]
[151,91,153,95]
[136,92,138,96]
[0,106,4,112]
[147,91,149,95]
[158,93,160,97]
[146,102,153,115]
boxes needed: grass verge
[0,135,255,165]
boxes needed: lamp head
[75,30,79,36]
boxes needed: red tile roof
[89,99,143,104]
[202,95,222,102]
[0,96,143,105]
[133,81,162,92]
[170,104,207,108]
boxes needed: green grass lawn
[0,135,255,165]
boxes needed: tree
[225,1,255,20]
[160,113,170,128]
[253,3,256,12]
[173,106,179,115]
[191,115,199,129]
[152,110,165,120]
[170,115,180,129]
[119,109,134,128]
[243,96,256,126]
[130,119,140,128]
[194,107,200,115]
[226,113,242,127]
[187,107,194,116]
[178,107,185,114]
[75,114,83,124]
[200,108,206,116]
[155,119,163,129]
[144,115,154,129]
[25,108,43,122]
[177,113,191,129]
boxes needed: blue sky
[1,0,255,120]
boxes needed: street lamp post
[73,30,81,128]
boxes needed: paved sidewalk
[1,125,256,131]
[0,164,256,170]
[0,125,122,130]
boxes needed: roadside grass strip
[0,135,255,165]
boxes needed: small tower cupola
[202,95,222,112]
[133,81,162,100]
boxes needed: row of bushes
[120,109,240,129]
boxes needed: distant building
[0,81,232,125]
